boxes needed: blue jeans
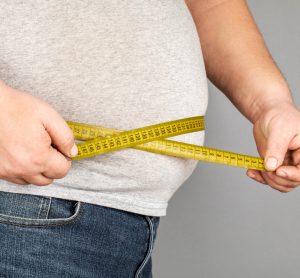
[0,191,160,278]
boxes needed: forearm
[185,0,294,123]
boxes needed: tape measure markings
[68,116,204,159]
[66,116,265,171]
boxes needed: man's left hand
[247,101,300,193]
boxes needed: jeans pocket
[0,191,83,227]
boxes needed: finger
[11,178,30,185]
[264,128,292,171]
[0,177,30,185]
[247,169,267,184]
[261,171,293,193]
[41,107,78,158]
[23,174,53,186]
[263,171,299,188]
[276,164,300,183]
[292,148,300,165]
[289,133,300,150]
[42,147,72,179]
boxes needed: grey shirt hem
[0,185,168,217]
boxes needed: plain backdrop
[153,0,300,277]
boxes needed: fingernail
[277,170,287,178]
[266,157,278,170]
[70,144,78,157]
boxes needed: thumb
[41,108,78,158]
[264,130,290,171]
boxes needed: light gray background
[153,1,300,277]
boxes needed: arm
[185,0,292,122]
[185,0,300,192]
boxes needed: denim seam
[135,215,154,278]
[45,197,52,219]
[0,201,83,227]
[37,198,44,219]
[37,196,51,219]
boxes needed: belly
[0,0,208,200]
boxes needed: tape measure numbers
[67,116,265,171]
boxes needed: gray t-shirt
[0,0,208,216]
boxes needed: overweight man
[0,1,299,277]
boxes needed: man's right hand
[0,80,78,186]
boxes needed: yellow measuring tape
[66,116,265,171]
